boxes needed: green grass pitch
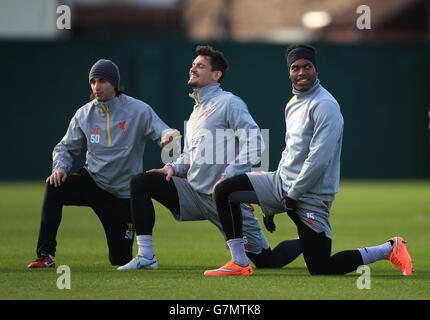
[0,180,429,300]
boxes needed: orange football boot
[388,237,413,276]
[204,260,253,276]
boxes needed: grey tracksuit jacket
[166,83,264,195]
[52,94,171,198]
[279,78,344,202]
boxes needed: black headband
[286,47,317,71]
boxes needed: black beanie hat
[286,47,317,72]
[89,59,120,88]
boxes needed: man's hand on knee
[46,170,67,187]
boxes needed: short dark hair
[285,44,317,60]
[196,45,228,82]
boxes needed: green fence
[1,39,429,180]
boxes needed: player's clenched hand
[46,170,67,188]
[146,167,174,181]
[283,196,297,214]
[160,129,182,148]
[282,195,300,224]
[263,214,276,233]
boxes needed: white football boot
[117,255,158,270]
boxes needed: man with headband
[205,44,413,276]
[28,59,179,268]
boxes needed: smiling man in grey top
[207,44,413,277]
[118,45,302,271]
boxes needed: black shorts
[36,168,134,265]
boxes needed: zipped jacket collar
[94,96,121,112]
[189,83,222,108]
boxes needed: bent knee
[110,257,131,266]
[214,180,229,201]
[109,250,132,266]
[308,264,332,275]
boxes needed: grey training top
[166,83,264,195]
[278,78,344,202]
[52,94,171,198]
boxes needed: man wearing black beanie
[28,59,180,268]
